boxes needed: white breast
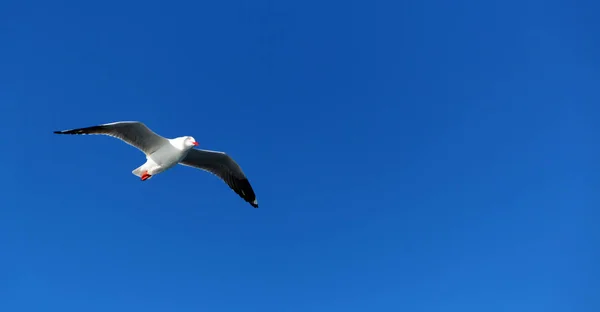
[147,143,189,169]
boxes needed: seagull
[54,121,259,208]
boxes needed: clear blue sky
[1,0,598,311]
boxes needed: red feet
[141,171,152,181]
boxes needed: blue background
[1,0,598,311]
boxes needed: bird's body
[131,136,194,179]
[54,121,259,208]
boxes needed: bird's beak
[193,141,199,146]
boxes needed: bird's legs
[141,171,152,181]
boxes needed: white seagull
[54,121,259,208]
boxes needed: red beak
[193,141,199,146]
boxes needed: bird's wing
[179,148,258,208]
[53,121,168,155]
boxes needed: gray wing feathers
[180,149,258,208]
[53,121,168,155]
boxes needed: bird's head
[171,136,199,150]
[183,136,199,148]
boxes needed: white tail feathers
[132,165,145,177]
[132,159,159,179]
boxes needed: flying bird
[54,121,258,208]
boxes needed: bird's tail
[132,163,153,179]
[132,159,157,179]
[132,165,145,178]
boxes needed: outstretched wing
[180,148,259,208]
[54,121,168,155]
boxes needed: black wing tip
[53,125,108,135]
[236,178,258,208]
[54,129,79,134]
[54,130,77,134]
